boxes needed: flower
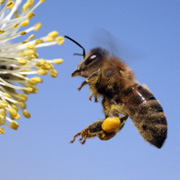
[0,0,64,134]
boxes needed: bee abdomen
[122,85,167,148]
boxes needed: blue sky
[1,0,180,180]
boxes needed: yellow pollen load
[50,69,58,77]
[48,31,59,38]
[18,93,28,102]
[9,121,19,130]
[56,36,64,45]
[27,11,35,19]
[0,29,5,34]
[18,59,27,65]
[21,19,30,27]
[0,101,8,108]
[34,23,42,31]
[23,110,31,118]
[6,1,14,9]
[8,108,18,119]
[53,59,63,65]
[102,117,121,133]
[0,127,5,134]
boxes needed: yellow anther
[6,1,14,9]
[45,37,54,42]
[0,101,8,108]
[21,19,30,27]
[0,127,5,134]
[27,11,35,19]
[43,62,52,70]
[32,76,43,83]
[22,2,31,12]
[0,0,5,5]
[28,79,37,85]
[48,31,59,38]
[27,0,34,5]
[56,36,64,45]
[4,93,11,98]
[31,87,38,94]
[40,0,46,3]
[14,113,20,120]
[0,29,5,34]
[19,31,27,35]
[8,108,17,119]
[26,87,33,92]
[33,53,39,58]
[53,59,63,65]
[38,69,48,75]
[13,23,18,28]
[19,102,26,109]
[34,22,42,31]
[14,14,20,18]
[35,39,43,45]
[0,108,6,117]
[23,110,31,118]
[0,117,5,125]
[26,44,36,50]
[9,121,19,130]
[18,59,27,65]
[18,93,28,101]
[11,104,18,112]
[50,69,58,77]
[36,59,46,66]
[18,53,25,57]
[28,34,35,40]
[102,117,121,133]
[22,40,29,44]
[24,50,35,56]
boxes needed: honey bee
[65,35,167,148]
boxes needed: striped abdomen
[121,84,167,148]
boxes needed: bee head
[64,36,108,78]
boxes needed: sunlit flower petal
[0,0,64,133]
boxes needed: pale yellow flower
[0,0,64,133]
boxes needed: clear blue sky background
[1,0,180,180]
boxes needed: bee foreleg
[77,80,88,91]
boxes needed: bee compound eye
[85,53,100,65]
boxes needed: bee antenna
[64,35,86,58]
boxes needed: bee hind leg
[70,115,128,144]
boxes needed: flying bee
[65,35,167,148]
